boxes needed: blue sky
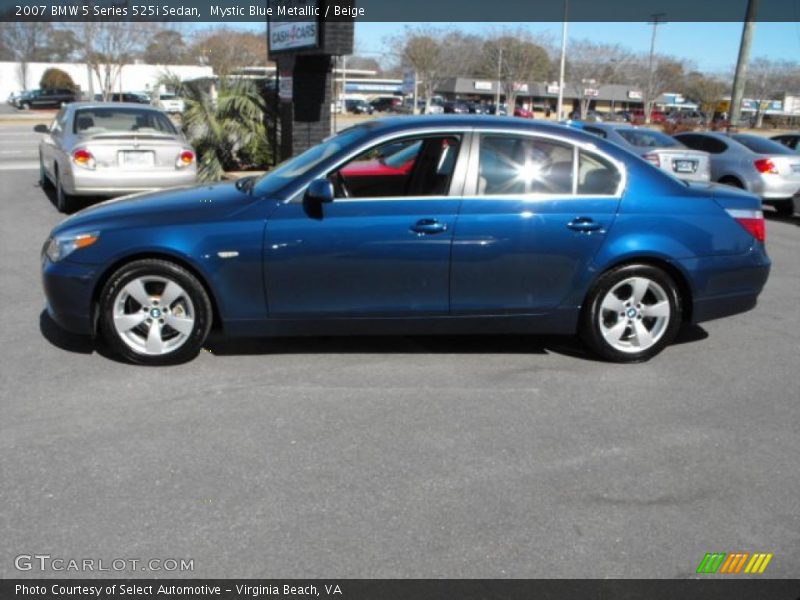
[352,22,800,73]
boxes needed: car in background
[675,131,800,215]
[466,102,488,114]
[581,123,711,183]
[513,106,534,119]
[770,133,800,152]
[345,99,374,115]
[444,100,470,114]
[370,96,403,113]
[666,110,707,126]
[155,93,185,114]
[485,104,508,116]
[630,109,667,124]
[570,110,605,122]
[7,90,24,106]
[41,116,770,365]
[600,111,628,123]
[93,92,151,104]
[36,102,197,213]
[16,88,77,110]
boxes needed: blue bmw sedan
[42,116,770,365]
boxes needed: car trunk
[653,148,711,182]
[75,134,185,171]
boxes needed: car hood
[53,180,264,236]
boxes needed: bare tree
[627,53,687,121]
[189,27,269,79]
[74,22,149,100]
[391,27,445,111]
[683,71,727,116]
[565,40,635,118]
[746,57,799,127]
[480,30,550,110]
[0,22,51,90]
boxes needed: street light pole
[494,48,503,114]
[729,0,760,131]
[645,13,666,124]
[556,0,568,121]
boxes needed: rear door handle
[567,217,603,232]
[411,219,448,235]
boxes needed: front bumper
[42,256,101,335]
[69,168,197,197]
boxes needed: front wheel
[580,264,682,363]
[98,259,213,365]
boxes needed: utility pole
[556,0,568,121]
[729,0,760,131]
[645,13,666,124]
[494,48,502,114]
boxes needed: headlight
[45,231,99,262]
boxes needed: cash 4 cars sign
[268,0,320,53]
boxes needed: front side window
[328,135,462,199]
[477,135,574,195]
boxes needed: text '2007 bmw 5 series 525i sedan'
[41,116,771,365]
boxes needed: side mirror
[305,178,335,204]
[33,124,49,133]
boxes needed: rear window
[617,129,681,148]
[73,108,177,135]
[732,135,794,155]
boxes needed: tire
[98,259,213,366]
[718,176,744,189]
[771,199,795,216]
[39,156,53,190]
[21,102,31,110]
[54,168,75,213]
[580,264,683,363]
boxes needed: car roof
[69,102,160,110]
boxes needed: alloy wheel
[598,276,671,353]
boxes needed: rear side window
[578,151,621,195]
[732,135,794,155]
[477,135,574,195]
[583,126,607,139]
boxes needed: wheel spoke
[632,319,653,348]
[164,314,194,335]
[602,319,628,343]
[160,281,183,308]
[124,279,151,307]
[145,321,164,354]
[631,278,650,304]
[113,312,146,332]
[601,293,625,313]
[642,301,670,318]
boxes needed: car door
[450,132,623,315]
[40,108,67,180]
[263,132,469,318]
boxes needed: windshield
[254,125,373,197]
[73,108,177,135]
[617,129,682,148]
[732,135,794,155]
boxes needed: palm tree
[157,73,269,182]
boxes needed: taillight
[176,150,194,168]
[754,158,778,174]
[643,153,661,167]
[726,208,765,242]
[72,149,95,169]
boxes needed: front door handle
[411,219,448,235]
[567,217,603,232]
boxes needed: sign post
[268,0,354,159]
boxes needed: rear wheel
[718,176,744,189]
[580,264,682,363]
[98,259,212,365]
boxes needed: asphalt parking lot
[1,121,799,579]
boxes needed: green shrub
[40,68,77,91]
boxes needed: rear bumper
[69,168,196,196]
[42,256,100,335]
[750,176,800,199]
[676,244,771,324]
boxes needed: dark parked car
[444,101,470,114]
[369,97,402,112]
[94,92,151,104]
[16,88,77,110]
[345,99,374,115]
[42,116,770,366]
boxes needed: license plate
[120,151,154,168]
[673,159,697,173]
